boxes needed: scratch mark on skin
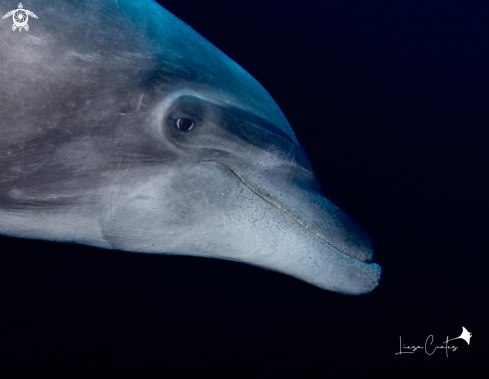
[109,144,125,220]
[137,94,144,112]
[263,242,277,259]
[72,224,79,243]
[109,187,114,219]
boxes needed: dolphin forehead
[0,0,300,183]
[2,0,296,144]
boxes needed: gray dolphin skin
[0,0,381,295]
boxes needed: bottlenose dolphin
[0,0,381,295]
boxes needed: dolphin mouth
[204,160,374,264]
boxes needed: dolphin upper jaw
[206,159,375,262]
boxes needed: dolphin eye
[174,118,194,131]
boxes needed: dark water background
[1,0,488,377]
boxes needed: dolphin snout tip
[347,261,382,296]
[369,262,382,290]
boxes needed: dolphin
[0,0,381,295]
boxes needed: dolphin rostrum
[0,0,381,295]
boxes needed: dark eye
[174,118,194,131]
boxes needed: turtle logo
[3,3,38,32]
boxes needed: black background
[1,0,488,377]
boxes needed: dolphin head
[0,0,381,294]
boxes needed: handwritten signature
[395,326,472,358]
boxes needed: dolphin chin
[0,0,382,295]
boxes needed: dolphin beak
[256,168,375,263]
[255,168,382,294]
[212,158,382,295]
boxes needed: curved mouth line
[204,160,367,263]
